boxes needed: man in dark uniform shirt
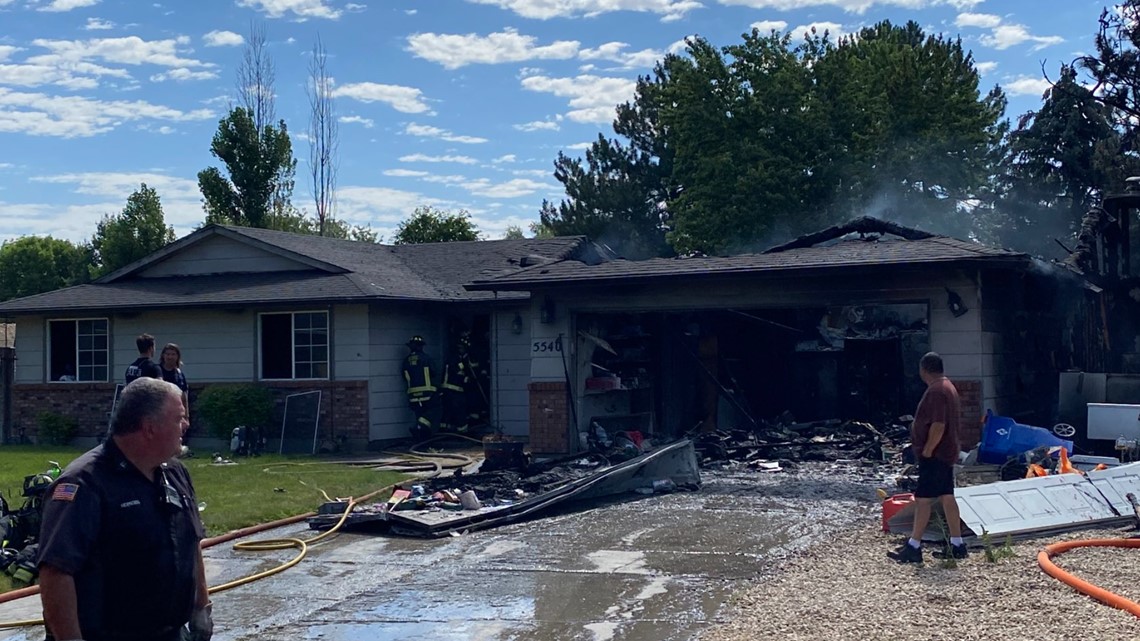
[124,333,162,385]
[37,377,213,641]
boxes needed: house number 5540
[533,340,562,353]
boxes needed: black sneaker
[933,543,968,560]
[888,542,923,564]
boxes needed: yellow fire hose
[0,434,483,630]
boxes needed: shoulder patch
[51,483,80,502]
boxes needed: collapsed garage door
[575,303,930,441]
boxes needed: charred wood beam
[764,216,935,253]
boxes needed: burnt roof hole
[519,254,553,268]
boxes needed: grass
[1,444,409,594]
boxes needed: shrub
[37,411,78,445]
[195,384,275,439]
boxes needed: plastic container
[978,410,1073,464]
[881,493,914,532]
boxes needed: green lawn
[1,444,408,594]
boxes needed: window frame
[46,316,111,383]
[257,310,331,381]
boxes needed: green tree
[529,221,554,238]
[91,183,176,276]
[198,107,297,229]
[995,65,1132,256]
[1079,1,1140,148]
[502,225,525,240]
[0,236,90,301]
[392,206,480,244]
[544,21,1005,255]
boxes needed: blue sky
[0,0,1107,245]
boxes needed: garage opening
[575,303,929,442]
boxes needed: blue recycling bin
[978,410,1073,464]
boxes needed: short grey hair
[111,377,180,436]
[919,351,944,375]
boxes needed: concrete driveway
[0,465,879,641]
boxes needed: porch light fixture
[945,287,969,318]
[511,312,524,335]
[539,297,556,324]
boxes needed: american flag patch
[51,483,79,502]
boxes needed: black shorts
[915,457,955,498]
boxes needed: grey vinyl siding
[113,310,256,382]
[491,307,531,437]
[140,235,309,277]
[368,303,443,441]
[333,305,369,379]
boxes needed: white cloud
[384,169,430,177]
[974,61,998,75]
[399,153,479,164]
[337,185,451,232]
[3,171,204,242]
[0,59,131,89]
[461,177,550,198]
[345,2,366,10]
[407,28,579,69]
[84,17,115,30]
[1003,76,1050,97]
[955,12,1001,29]
[514,119,560,132]
[520,74,636,124]
[789,21,846,39]
[339,115,374,128]
[512,168,550,178]
[403,123,488,144]
[150,68,219,82]
[718,0,980,13]
[0,46,21,62]
[492,154,516,163]
[579,42,663,69]
[203,30,245,47]
[980,24,1064,51]
[37,0,100,12]
[331,82,432,113]
[751,20,788,33]
[467,0,702,21]
[0,87,214,138]
[29,36,213,69]
[565,142,593,150]
[236,0,342,20]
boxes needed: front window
[49,318,109,382]
[259,311,329,380]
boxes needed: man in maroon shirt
[889,352,967,563]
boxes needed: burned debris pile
[693,415,911,468]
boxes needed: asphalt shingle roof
[0,226,591,314]
[468,235,1029,291]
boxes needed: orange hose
[1038,538,1140,618]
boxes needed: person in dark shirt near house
[159,343,189,415]
[888,351,966,564]
[124,333,162,385]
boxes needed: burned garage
[469,217,1092,456]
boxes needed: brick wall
[955,379,984,449]
[528,381,570,454]
[8,380,370,449]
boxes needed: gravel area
[701,521,1140,641]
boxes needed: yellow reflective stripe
[408,385,435,393]
[442,383,464,392]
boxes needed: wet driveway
[0,465,880,641]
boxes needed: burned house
[469,217,1090,454]
[1055,185,1140,444]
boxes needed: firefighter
[402,335,436,440]
[440,334,472,433]
[462,331,490,428]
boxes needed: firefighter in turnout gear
[464,332,491,429]
[402,335,437,440]
[440,334,473,433]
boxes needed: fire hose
[1037,492,1140,619]
[0,433,482,630]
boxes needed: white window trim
[46,316,110,383]
[257,310,331,381]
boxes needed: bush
[37,411,78,445]
[195,384,275,439]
